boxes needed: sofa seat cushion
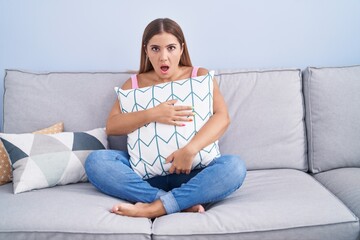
[0,183,151,240]
[314,168,360,219]
[152,169,359,240]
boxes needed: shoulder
[137,71,152,80]
[197,67,209,76]
[197,67,219,87]
[121,77,132,90]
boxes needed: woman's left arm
[184,78,229,153]
[166,69,230,174]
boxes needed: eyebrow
[149,43,178,48]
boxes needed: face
[145,32,184,79]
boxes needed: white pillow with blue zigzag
[115,71,220,179]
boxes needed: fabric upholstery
[315,168,360,219]
[3,70,131,150]
[0,183,151,240]
[0,145,11,185]
[152,169,359,240]
[303,65,360,173]
[217,69,307,171]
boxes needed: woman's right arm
[106,100,153,135]
[106,79,194,136]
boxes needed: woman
[85,18,246,218]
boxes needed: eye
[151,47,160,52]
[168,46,176,51]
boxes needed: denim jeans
[85,150,246,214]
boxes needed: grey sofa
[0,65,359,240]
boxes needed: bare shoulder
[121,78,132,90]
[197,67,209,76]
[137,71,152,80]
[197,67,217,82]
[197,67,219,87]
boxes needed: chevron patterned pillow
[115,71,220,179]
[0,128,108,194]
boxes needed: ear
[144,45,148,54]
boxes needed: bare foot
[183,204,205,213]
[111,200,166,218]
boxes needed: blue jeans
[85,150,246,214]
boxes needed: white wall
[1,0,360,130]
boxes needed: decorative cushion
[33,122,64,134]
[0,145,12,185]
[0,122,64,186]
[115,71,220,179]
[0,128,107,194]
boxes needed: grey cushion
[3,70,131,150]
[0,183,152,240]
[152,169,359,240]
[303,65,360,173]
[314,168,360,219]
[217,69,307,171]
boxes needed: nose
[160,50,168,62]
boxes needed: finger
[173,117,193,122]
[185,169,191,175]
[171,120,186,127]
[175,111,195,117]
[174,105,193,111]
[169,165,176,174]
[175,169,181,175]
[165,154,173,164]
[167,99,178,105]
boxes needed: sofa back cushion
[218,69,307,171]
[303,65,360,173]
[3,70,131,150]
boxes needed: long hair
[139,18,192,74]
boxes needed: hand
[165,146,197,175]
[152,99,194,127]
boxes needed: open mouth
[160,66,169,73]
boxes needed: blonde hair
[139,18,192,74]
